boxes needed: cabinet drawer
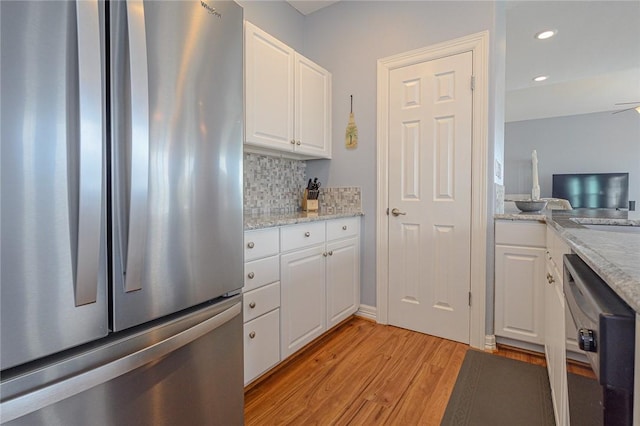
[495,220,546,247]
[326,217,359,241]
[244,228,279,261]
[280,221,325,252]
[244,308,280,385]
[244,255,279,292]
[243,281,280,323]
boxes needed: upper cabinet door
[294,53,332,159]
[245,21,295,152]
[244,21,331,159]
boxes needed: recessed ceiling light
[533,75,549,82]
[535,29,557,40]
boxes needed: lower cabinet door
[280,245,326,359]
[244,309,280,385]
[326,236,359,329]
[495,244,546,343]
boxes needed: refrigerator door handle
[0,302,241,423]
[122,0,150,293]
[74,0,103,306]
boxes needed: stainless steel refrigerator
[1,1,244,424]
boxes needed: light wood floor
[245,316,593,425]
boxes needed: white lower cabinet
[494,221,546,344]
[243,216,360,384]
[280,245,327,358]
[326,236,360,328]
[280,217,360,359]
[544,255,569,426]
[243,228,281,385]
[244,308,280,384]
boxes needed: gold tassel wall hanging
[345,95,358,149]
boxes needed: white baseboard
[485,334,497,352]
[355,304,377,321]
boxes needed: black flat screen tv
[552,172,629,209]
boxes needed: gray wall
[505,111,640,206]
[303,1,501,307]
[236,0,305,51]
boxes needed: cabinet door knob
[328,251,333,256]
[249,331,256,339]
[304,231,311,237]
[290,139,296,145]
[247,241,255,249]
[342,225,347,230]
[323,252,328,257]
[249,301,256,309]
[296,140,301,146]
[247,272,255,279]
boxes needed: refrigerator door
[1,296,244,425]
[110,0,244,331]
[0,1,108,370]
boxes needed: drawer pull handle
[247,242,255,249]
[247,272,255,279]
[249,331,256,339]
[304,232,311,237]
[342,225,347,230]
[328,251,333,256]
[249,301,256,309]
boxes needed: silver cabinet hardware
[391,208,406,217]
[304,231,310,237]
[249,331,256,339]
[290,140,295,145]
[249,301,256,309]
[247,272,255,279]
[323,252,328,257]
[296,140,301,146]
[328,251,333,256]
[247,241,255,249]
[342,225,347,230]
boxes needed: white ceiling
[287,1,640,122]
[286,0,339,15]
[506,1,640,122]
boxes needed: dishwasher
[564,254,635,425]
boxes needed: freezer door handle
[74,0,103,306]
[122,0,150,293]
[0,301,241,423]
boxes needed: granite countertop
[496,207,640,312]
[244,210,364,230]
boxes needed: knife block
[302,189,319,212]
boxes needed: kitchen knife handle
[74,0,103,306]
[122,0,150,293]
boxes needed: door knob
[391,208,406,217]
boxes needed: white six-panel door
[387,51,473,344]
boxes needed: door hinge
[470,75,476,91]
[468,291,472,306]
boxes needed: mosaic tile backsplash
[244,153,362,215]
[244,153,306,215]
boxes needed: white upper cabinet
[244,21,331,159]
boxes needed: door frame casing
[376,31,489,350]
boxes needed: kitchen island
[496,206,640,425]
